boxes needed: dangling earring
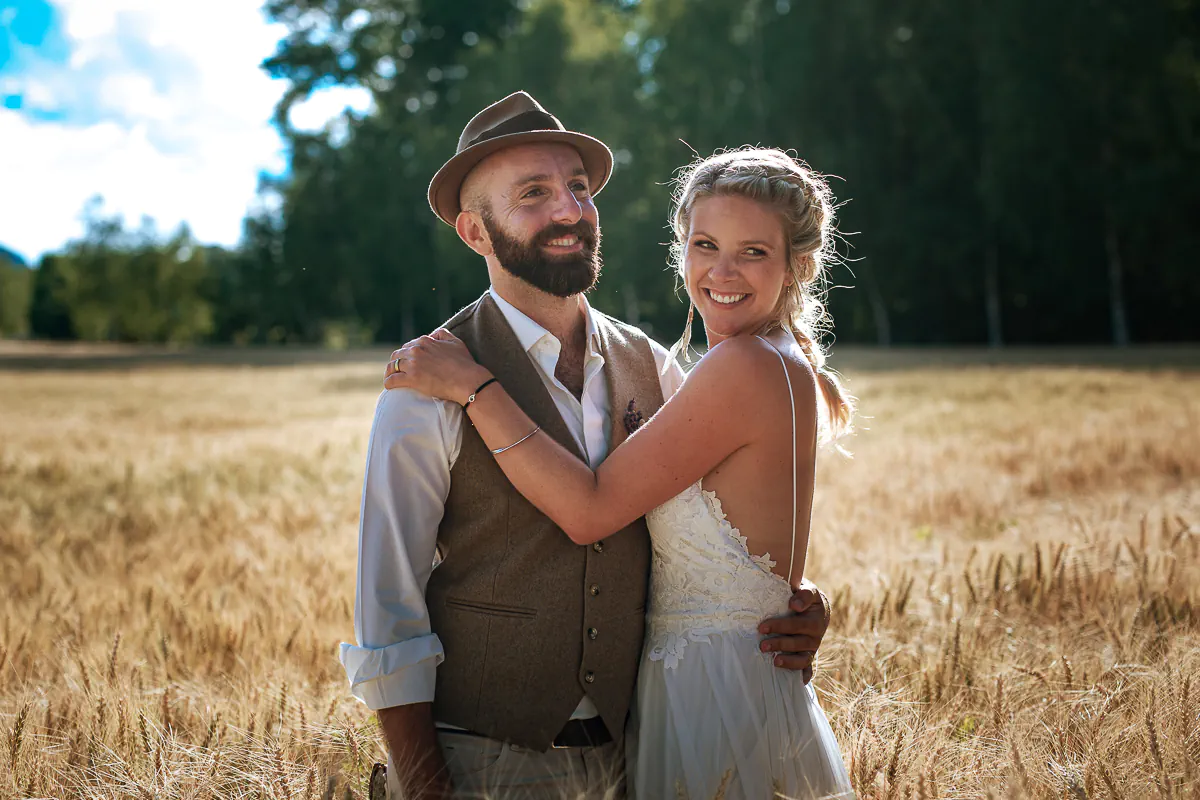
[680,301,695,363]
[663,300,695,374]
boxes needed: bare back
[696,332,819,583]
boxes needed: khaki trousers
[385,730,626,800]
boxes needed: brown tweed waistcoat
[426,293,666,751]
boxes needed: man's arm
[338,389,460,797]
[377,704,449,798]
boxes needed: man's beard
[482,212,602,298]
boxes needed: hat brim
[427,130,614,226]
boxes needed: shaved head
[459,165,491,215]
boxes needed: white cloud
[288,85,375,132]
[0,1,370,262]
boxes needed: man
[341,91,832,799]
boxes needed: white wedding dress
[628,338,853,800]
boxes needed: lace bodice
[643,482,794,669]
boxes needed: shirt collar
[488,287,603,359]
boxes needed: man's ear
[456,210,493,257]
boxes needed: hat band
[464,109,565,149]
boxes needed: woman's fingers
[382,329,474,396]
[384,336,430,377]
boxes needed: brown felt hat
[427,91,614,226]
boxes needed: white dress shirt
[340,288,686,720]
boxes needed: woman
[386,148,855,799]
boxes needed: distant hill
[0,245,29,268]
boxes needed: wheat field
[1,345,1198,799]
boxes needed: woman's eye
[693,239,716,250]
[746,248,766,257]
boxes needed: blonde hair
[667,147,855,441]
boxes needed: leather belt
[551,716,613,749]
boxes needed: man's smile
[543,234,583,252]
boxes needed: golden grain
[1,351,1198,798]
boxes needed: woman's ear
[456,210,493,257]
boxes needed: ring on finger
[390,357,403,374]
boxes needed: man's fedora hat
[427,91,614,226]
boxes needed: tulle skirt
[628,629,854,800]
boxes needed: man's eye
[523,188,546,198]
[571,182,590,193]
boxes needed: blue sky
[0,0,372,262]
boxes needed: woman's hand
[383,329,493,406]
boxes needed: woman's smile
[703,288,751,307]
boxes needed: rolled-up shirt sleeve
[339,388,458,710]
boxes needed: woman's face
[684,194,792,347]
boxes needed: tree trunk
[435,258,450,322]
[860,261,891,347]
[622,282,641,327]
[1103,203,1130,347]
[984,241,1003,347]
[400,292,416,342]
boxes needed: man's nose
[549,187,583,225]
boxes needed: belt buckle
[551,719,581,749]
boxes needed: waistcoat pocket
[444,597,538,619]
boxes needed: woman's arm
[387,331,784,544]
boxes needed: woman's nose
[708,255,738,280]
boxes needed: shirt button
[588,627,598,640]
[589,584,600,596]
[584,671,595,684]
[592,542,604,553]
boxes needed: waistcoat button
[588,627,598,640]
[584,671,595,683]
[589,584,600,596]
[592,542,603,553]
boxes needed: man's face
[467,143,602,298]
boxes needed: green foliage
[0,258,32,338]
[29,255,75,340]
[245,0,1199,346]
[28,203,216,344]
[19,0,1200,345]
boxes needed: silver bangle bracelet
[491,424,541,455]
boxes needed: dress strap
[756,336,798,584]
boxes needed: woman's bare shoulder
[693,335,819,420]
[681,336,804,406]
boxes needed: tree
[0,258,32,338]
